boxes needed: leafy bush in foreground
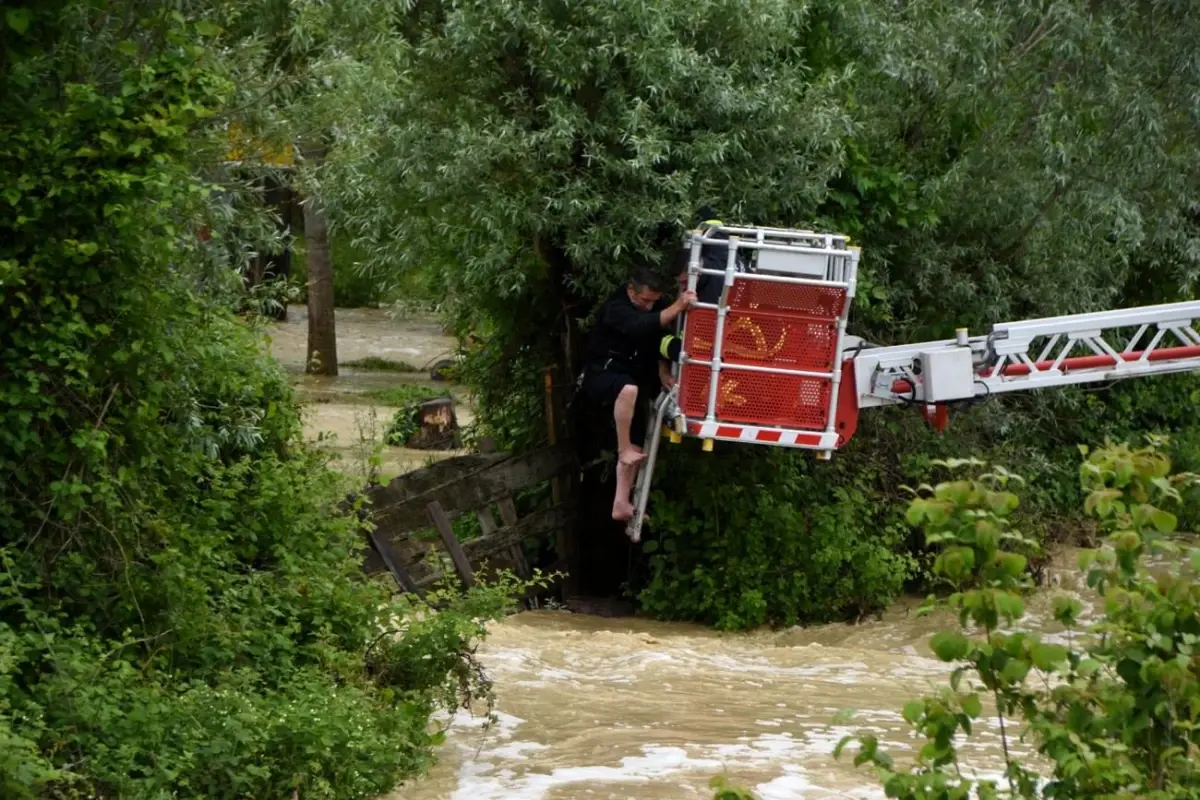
[837,437,1200,798]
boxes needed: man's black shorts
[581,367,649,448]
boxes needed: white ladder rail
[626,387,676,543]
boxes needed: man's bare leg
[612,384,646,520]
[620,457,652,535]
[614,385,646,467]
[612,446,642,521]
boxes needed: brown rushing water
[391,552,1104,800]
[269,306,1111,799]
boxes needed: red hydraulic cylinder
[886,344,1200,394]
[983,344,1200,377]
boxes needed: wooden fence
[357,442,577,596]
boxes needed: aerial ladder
[625,223,1200,542]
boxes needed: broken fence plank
[414,501,575,589]
[496,497,519,527]
[495,497,531,579]
[462,501,575,563]
[508,545,532,581]
[476,507,499,536]
[365,452,508,508]
[371,445,574,540]
[477,504,530,576]
[366,527,425,597]
[427,500,476,589]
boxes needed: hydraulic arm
[624,224,1200,542]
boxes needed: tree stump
[404,397,461,450]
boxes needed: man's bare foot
[612,499,634,521]
[618,447,647,467]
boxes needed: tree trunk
[303,193,337,376]
[536,234,635,602]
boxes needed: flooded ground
[269,306,1110,799]
[266,305,473,479]
[392,552,1101,799]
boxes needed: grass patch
[365,384,448,408]
[342,356,420,372]
[411,512,483,544]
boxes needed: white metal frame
[854,300,1200,408]
[672,225,859,439]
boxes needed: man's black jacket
[583,287,668,383]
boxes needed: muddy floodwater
[392,553,1101,799]
[269,306,1104,799]
[267,305,473,479]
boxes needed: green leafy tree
[322,0,853,447]
[201,0,411,372]
[825,0,1200,343]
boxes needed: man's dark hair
[628,265,665,293]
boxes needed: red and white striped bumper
[684,421,840,451]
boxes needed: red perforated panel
[679,363,832,430]
[678,277,846,432]
[678,362,711,419]
[685,309,837,372]
[684,308,717,359]
[727,281,846,319]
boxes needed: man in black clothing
[581,266,695,521]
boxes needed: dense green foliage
[290,232,444,310]
[825,1,1200,341]
[642,373,1200,625]
[317,0,1200,626]
[836,438,1200,798]
[639,444,916,629]
[0,3,518,797]
[5,0,1200,794]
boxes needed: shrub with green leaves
[837,437,1200,798]
[638,444,918,629]
[0,5,523,798]
[709,775,762,799]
